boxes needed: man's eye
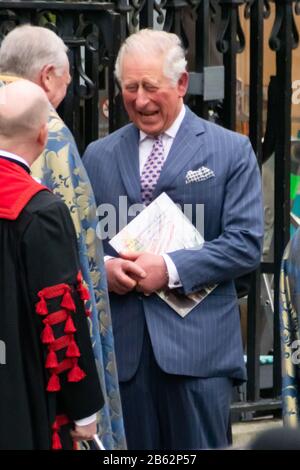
[125,85,138,92]
[144,85,157,92]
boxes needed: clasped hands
[106,252,169,295]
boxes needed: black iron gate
[0,0,299,418]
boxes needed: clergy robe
[0,157,103,449]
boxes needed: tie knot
[148,134,163,143]
[152,134,163,151]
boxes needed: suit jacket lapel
[115,108,206,204]
[152,107,206,199]
[116,125,142,204]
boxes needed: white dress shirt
[138,105,186,288]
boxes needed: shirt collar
[139,104,186,142]
[0,150,30,170]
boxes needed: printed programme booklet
[109,192,216,317]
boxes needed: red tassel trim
[61,288,76,311]
[51,335,70,352]
[85,308,91,317]
[36,295,48,315]
[77,285,90,301]
[55,415,69,427]
[73,441,79,450]
[36,282,88,399]
[47,309,68,326]
[52,419,59,432]
[37,283,67,300]
[53,358,74,374]
[76,271,90,301]
[51,415,70,450]
[66,338,81,358]
[47,372,61,392]
[45,349,59,368]
[64,315,76,333]
[52,431,62,450]
[68,363,86,383]
[41,322,55,344]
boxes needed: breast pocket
[179,176,221,205]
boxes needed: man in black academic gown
[0,80,104,450]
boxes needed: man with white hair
[0,25,125,449]
[83,29,264,450]
[0,80,103,449]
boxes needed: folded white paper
[109,192,216,317]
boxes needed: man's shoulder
[47,108,76,142]
[25,190,67,216]
[16,190,70,237]
[186,107,249,145]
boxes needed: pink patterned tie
[140,135,165,206]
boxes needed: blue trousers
[119,329,233,450]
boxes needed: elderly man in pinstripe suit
[83,29,263,450]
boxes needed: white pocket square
[185,167,215,184]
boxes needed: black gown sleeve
[21,192,104,423]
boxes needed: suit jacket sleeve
[21,196,104,421]
[168,137,264,295]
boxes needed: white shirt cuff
[74,413,97,426]
[104,255,115,262]
[162,254,182,289]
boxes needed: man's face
[121,54,188,136]
[48,63,71,109]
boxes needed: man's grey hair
[0,25,68,80]
[114,29,187,86]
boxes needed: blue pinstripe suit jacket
[83,107,263,383]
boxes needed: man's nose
[135,87,149,108]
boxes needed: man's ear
[37,123,48,149]
[39,64,55,93]
[178,72,189,97]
